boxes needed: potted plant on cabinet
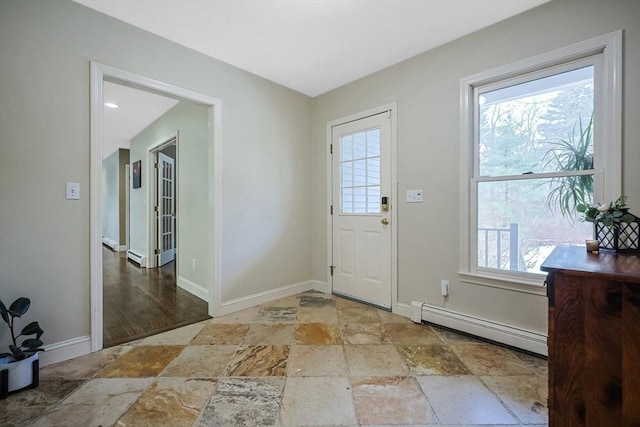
[0,297,44,399]
[577,195,640,252]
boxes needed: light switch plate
[66,182,80,200]
[406,189,423,203]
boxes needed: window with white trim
[461,33,621,283]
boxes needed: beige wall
[118,149,130,245]
[0,0,311,348]
[311,0,640,335]
[129,101,209,290]
[102,149,121,246]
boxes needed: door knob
[381,218,389,225]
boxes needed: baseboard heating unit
[102,237,118,251]
[126,250,147,267]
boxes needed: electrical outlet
[192,259,196,269]
[441,280,449,296]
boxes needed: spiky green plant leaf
[543,114,594,219]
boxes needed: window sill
[458,271,547,296]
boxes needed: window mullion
[474,169,599,183]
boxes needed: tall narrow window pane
[367,158,380,186]
[341,135,353,161]
[353,133,366,159]
[353,187,366,213]
[341,187,353,213]
[367,129,380,156]
[341,162,353,187]
[352,159,366,186]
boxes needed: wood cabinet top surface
[540,246,640,282]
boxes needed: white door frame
[125,164,130,252]
[90,62,223,352]
[326,102,398,312]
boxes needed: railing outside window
[478,223,519,271]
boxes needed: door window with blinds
[340,128,381,214]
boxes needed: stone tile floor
[2,291,548,426]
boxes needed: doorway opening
[91,62,222,352]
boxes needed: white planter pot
[0,352,39,395]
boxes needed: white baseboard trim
[394,302,413,319]
[118,244,128,252]
[39,335,91,367]
[127,250,147,267]
[219,280,315,316]
[417,304,547,356]
[310,280,330,294]
[177,276,208,302]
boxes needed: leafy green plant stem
[10,316,17,347]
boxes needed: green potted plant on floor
[0,297,44,399]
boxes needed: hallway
[102,247,210,347]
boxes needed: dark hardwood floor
[103,246,210,347]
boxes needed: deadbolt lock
[381,196,389,211]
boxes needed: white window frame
[459,31,622,291]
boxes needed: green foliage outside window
[543,114,594,219]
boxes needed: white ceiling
[103,81,179,158]
[76,0,549,97]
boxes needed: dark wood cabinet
[541,246,640,427]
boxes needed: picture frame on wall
[132,160,141,189]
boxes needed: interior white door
[332,112,392,308]
[157,152,175,267]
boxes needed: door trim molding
[90,62,222,353]
[325,102,398,312]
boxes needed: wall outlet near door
[441,280,449,296]
[192,259,196,269]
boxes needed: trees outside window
[460,32,622,284]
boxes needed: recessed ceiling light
[104,102,119,109]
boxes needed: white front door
[157,152,175,267]
[331,112,392,308]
